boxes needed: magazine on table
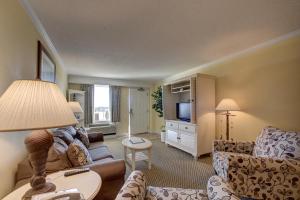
[129,137,145,144]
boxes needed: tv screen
[176,103,190,122]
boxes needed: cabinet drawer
[166,121,179,129]
[179,124,196,133]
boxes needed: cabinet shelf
[171,89,190,94]
[171,81,191,94]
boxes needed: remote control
[64,168,90,177]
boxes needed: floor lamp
[216,98,240,140]
[0,80,77,199]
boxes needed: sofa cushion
[88,132,104,143]
[207,176,239,200]
[51,128,74,145]
[67,139,93,166]
[253,126,300,160]
[59,126,77,137]
[146,186,208,200]
[15,158,33,186]
[89,145,113,161]
[213,151,230,180]
[46,137,72,172]
[75,127,90,148]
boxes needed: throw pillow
[67,139,93,167]
[253,126,300,160]
[61,126,77,137]
[46,137,72,172]
[50,128,74,145]
[76,127,90,148]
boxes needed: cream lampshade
[216,98,240,140]
[216,98,240,111]
[0,80,77,199]
[68,101,83,113]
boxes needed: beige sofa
[15,127,126,200]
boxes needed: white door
[129,88,149,135]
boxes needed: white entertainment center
[163,74,215,159]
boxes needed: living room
[0,0,299,200]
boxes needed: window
[93,85,110,124]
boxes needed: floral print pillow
[253,126,300,160]
[67,139,93,166]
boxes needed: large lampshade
[68,101,83,113]
[0,80,77,132]
[216,98,240,111]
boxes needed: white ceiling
[27,0,300,82]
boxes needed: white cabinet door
[180,131,195,152]
[166,129,178,144]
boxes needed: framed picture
[37,41,56,82]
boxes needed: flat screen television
[176,102,191,122]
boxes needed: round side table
[122,137,153,171]
[2,170,101,200]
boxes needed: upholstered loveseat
[115,171,239,200]
[213,126,300,200]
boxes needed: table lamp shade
[0,80,78,132]
[216,98,240,111]
[68,101,83,113]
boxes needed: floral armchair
[213,126,300,200]
[115,170,239,200]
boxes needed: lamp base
[23,130,56,199]
[22,182,56,200]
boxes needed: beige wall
[155,34,300,141]
[201,35,300,140]
[0,0,68,198]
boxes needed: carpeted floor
[104,133,215,190]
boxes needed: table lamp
[0,80,77,199]
[216,98,240,140]
[68,101,83,120]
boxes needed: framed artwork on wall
[37,41,56,83]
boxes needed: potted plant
[152,86,165,142]
[151,86,163,117]
[160,125,166,142]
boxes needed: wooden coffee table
[122,137,152,171]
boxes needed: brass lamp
[0,80,77,199]
[216,98,240,140]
